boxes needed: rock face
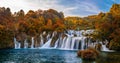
[77,47,99,60]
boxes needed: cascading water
[13,30,112,51]
[24,39,28,49]
[31,37,34,48]
[14,38,21,49]
[100,41,114,52]
[70,37,86,50]
[102,45,110,51]
[63,35,72,49]
[52,30,88,50]
[41,38,52,48]
[40,34,44,47]
[41,32,56,48]
[61,37,67,48]
[54,39,59,48]
[13,30,91,50]
[81,37,86,50]
[46,34,50,41]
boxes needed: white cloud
[0,0,30,13]
[0,0,102,17]
[80,2,101,13]
[0,0,58,13]
[75,0,102,16]
[62,6,78,17]
[0,0,78,16]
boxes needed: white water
[13,30,113,51]
[102,45,109,51]
[24,39,28,49]
[81,37,85,50]
[50,30,88,50]
[14,38,21,49]
[41,38,52,48]
[70,37,86,50]
[40,34,44,47]
[46,34,50,41]
[54,39,59,48]
[100,42,114,52]
[13,30,92,50]
[63,35,72,49]
[61,37,67,48]
[31,37,34,48]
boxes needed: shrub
[109,41,120,51]
[77,47,99,60]
[95,43,102,51]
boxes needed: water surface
[0,49,81,63]
[0,49,120,63]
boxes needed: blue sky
[0,0,120,17]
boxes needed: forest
[0,4,120,50]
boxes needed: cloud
[0,0,58,13]
[0,0,108,17]
[79,2,101,13]
[0,0,78,16]
[0,0,30,12]
[72,0,102,17]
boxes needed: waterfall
[14,38,17,49]
[14,30,96,50]
[52,31,57,38]
[70,37,86,50]
[63,35,72,49]
[71,37,75,49]
[41,38,52,48]
[46,34,50,41]
[54,39,59,48]
[74,40,79,49]
[58,36,63,48]
[41,31,55,48]
[40,34,44,47]
[31,37,34,48]
[81,37,86,50]
[14,38,21,49]
[100,42,114,52]
[75,31,80,37]
[101,45,114,52]
[24,39,28,49]
[61,37,67,48]
[102,45,110,51]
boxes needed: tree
[93,4,120,50]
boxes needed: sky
[0,0,120,17]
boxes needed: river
[0,49,120,63]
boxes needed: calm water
[0,49,120,63]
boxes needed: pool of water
[0,49,120,63]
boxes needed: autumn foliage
[0,7,65,49]
[0,4,120,50]
[92,4,120,50]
